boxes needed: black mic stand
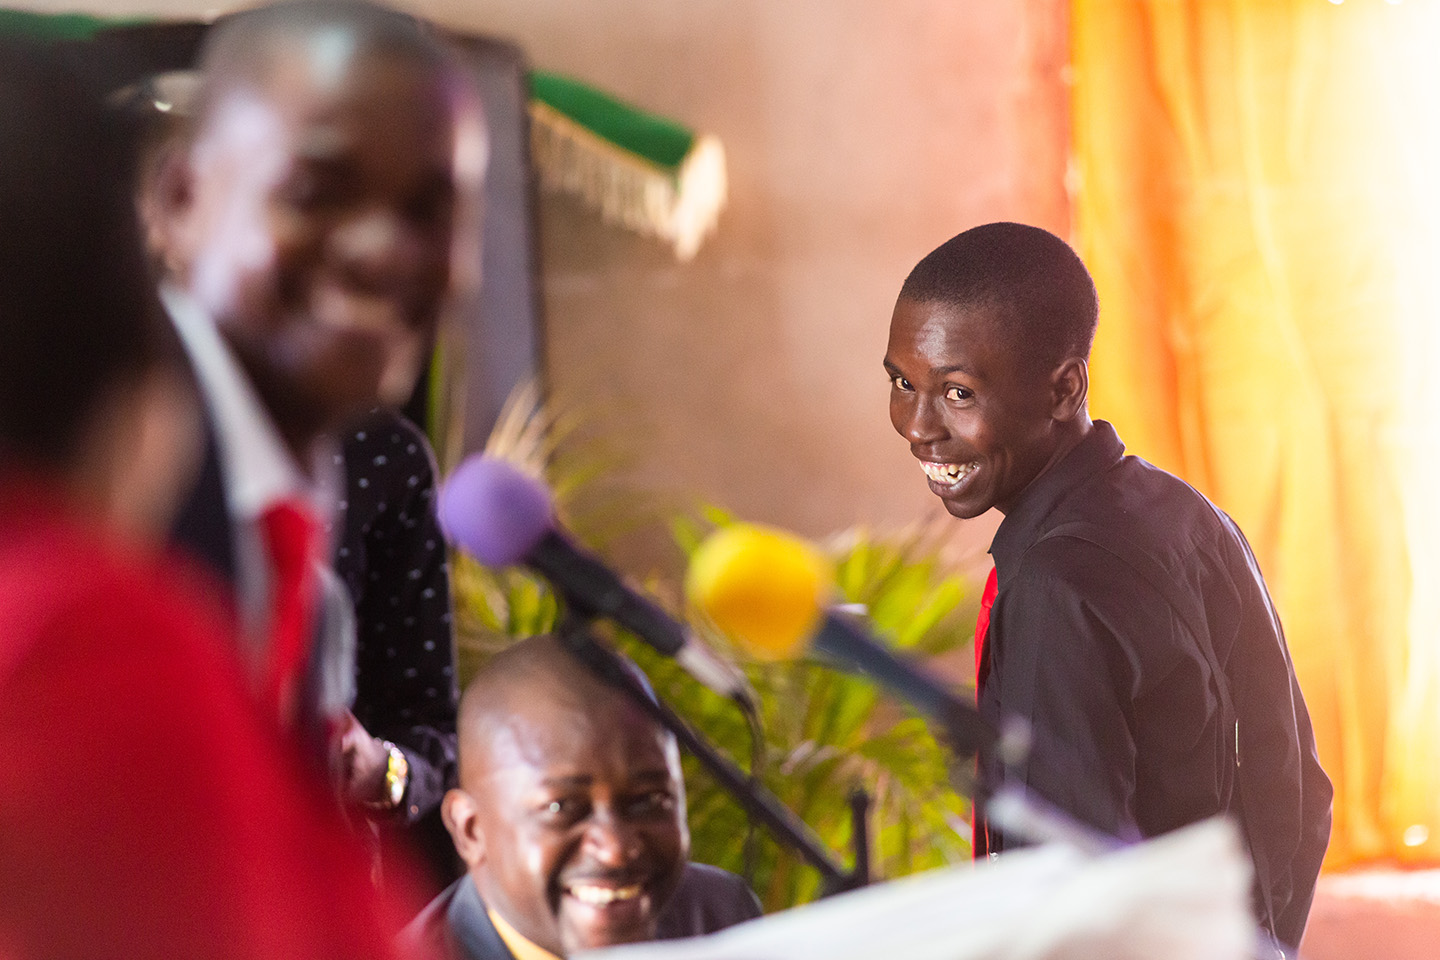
[556,615,869,896]
[892,680,1122,857]
[795,608,1116,853]
[559,620,1291,958]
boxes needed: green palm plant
[656,510,975,909]
[450,388,977,912]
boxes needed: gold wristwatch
[366,740,409,814]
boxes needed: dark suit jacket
[169,415,235,586]
[168,410,339,760]
[400,875,513,960]
[172,406,463,891]
[400,864,762,960]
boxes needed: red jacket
[0,483,424,959]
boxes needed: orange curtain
[1072,0,1440,868]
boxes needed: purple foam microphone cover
[438,455,556,568]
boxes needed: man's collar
[161,285,335,522]
[988,420,1125,585]
[487,906,562,960]
[448,876,560,960]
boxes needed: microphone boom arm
[811,612,1122,855]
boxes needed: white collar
[162,285,334,521]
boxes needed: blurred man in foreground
[403,634,761,960]
[0,41,414,960]
[145,0,468,835]
[883,222,1330,950]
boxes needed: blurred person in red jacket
[0,39,425,960]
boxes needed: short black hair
[0,41,171,469]
[196,0,453,122]
[899,222,1099,370]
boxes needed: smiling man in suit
[402,634,761,960]
[149,0,468,825]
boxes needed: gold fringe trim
[528,99,727,261]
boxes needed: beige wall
[23,0,1070,573]
[455,0,1072,574]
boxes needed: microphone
[437,455,755,708]
[686,523,997,758]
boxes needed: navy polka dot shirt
[334,410,459,830]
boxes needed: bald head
[195,0,452,124]
[456,634,675,779]
[444,634,688,955]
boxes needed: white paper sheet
[578,816,1255,960]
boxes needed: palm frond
[450,391,979,912]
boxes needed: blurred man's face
[167,46,457,441]
[456,692,689,956]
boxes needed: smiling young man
[883,222,1332,951]
[402,634,760,960]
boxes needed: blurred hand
[331,709,391,807]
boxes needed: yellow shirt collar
[487,907,564,960]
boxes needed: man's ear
[1050,356,1089,423]
[441,788,486,869]
[140,141,195,276]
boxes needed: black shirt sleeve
[335,411,459,827]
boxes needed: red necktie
[258,499,320,729]
[973,565,999,859]
[974,566,998,697]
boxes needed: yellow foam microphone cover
[685,523,833,661]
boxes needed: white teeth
[568,884,642,905]
[920,461,976,486]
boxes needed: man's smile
[919,459,979,489]
[558,873,658,945]
[563,881,645,906]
